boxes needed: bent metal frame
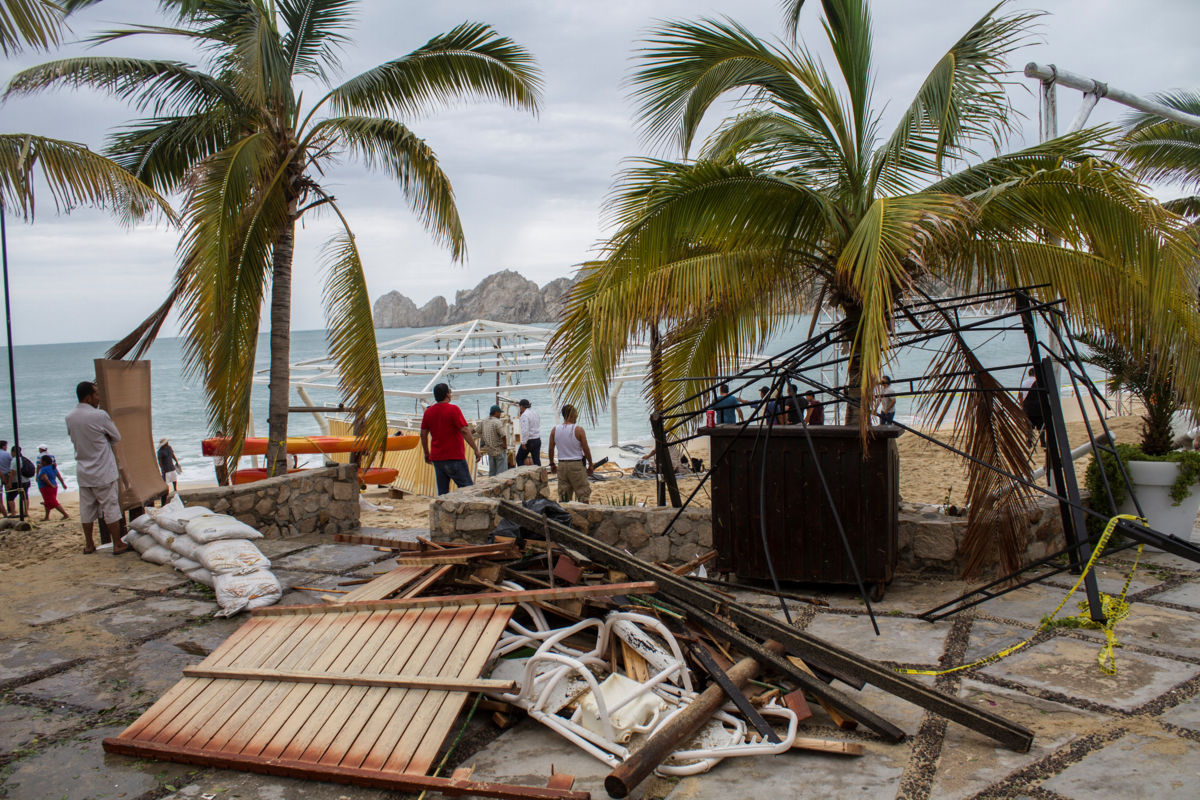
[646,286,1200,628]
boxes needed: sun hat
[37,444,48,451]
[159,438,168,446]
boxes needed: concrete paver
[0,701,86,756]
[981,636,1200,711]
[1040,728,1200,798]
[1156,691,1200,732]
[1066,602,1200,659]
[161,768,396,799]
[89,595,217,640]
[1147,580,1200,609]
[271,542,384,572]
[803,613,951,665]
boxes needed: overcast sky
[2,0,1198,346]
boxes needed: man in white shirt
[65,381,129,554]
[515,398,542,466]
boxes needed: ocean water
[0,315,1082,485]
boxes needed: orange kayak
[203,434,418,457]
[231,467,400,485]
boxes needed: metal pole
[1026,63,1200,131]
[0,199,24,520]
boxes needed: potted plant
[1079,332,1200,538]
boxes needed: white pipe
[1025,63,1200,130]
[1030,430,1114,482]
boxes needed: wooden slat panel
[259,607,424,762]
[138,613,313,744]
[262,605,443,762]
[164,612,342,749]
[354,604,500,772]
[211,609,384,754]
[284,606,446,765]
[334,604,477,771]
[396,604,515,775]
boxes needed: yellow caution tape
[897,514,1145,677]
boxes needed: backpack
[19,456,35,479]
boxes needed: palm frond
[106,110,239,195]
[328,21,542,120]
[280,0,353,79]
[1117,90,1200,191]
[873,4,1039,191]
[0,0,65,55]
[916,331,1034,577]
[0,133,176,224]
[813,0,873,137]
[307,115,465,260]
[4,56,237,117]
[319,221,388,459]
[219,0,292,110]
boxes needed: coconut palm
[550,0,1200,574]
[6,0,542,474]
[1118,91,1200,223]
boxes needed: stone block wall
[898,495,1066,575]
[428,466,712,561]
[178,464,359,538]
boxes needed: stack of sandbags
[123,497,282,617]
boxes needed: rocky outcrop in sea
[373,270,574,328]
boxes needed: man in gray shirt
[65,381,129,554]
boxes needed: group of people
[710,377,900,426]
[0,440,70,520]
[419,384,594,503]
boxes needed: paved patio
[2,528,1199,799]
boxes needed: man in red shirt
[420,383,481,495]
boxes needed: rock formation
[373,269,575,328]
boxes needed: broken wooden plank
[791,737,865,756]
[670,550,717,576]
[687,642,779,743]
[790,655,856,731]
[254,582,659,616]
[181,666,516,693]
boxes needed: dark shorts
[432,460,473,495]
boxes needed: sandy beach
[0,414,1146,580]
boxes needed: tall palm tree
[6,0,542,474]
[550,0,1200,574]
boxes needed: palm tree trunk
[265,215,296,476]
[842,302,863,426]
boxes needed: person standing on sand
[157,438,182,492]
[36,455,68,520]
[37,445,67,488]
[7,445,32,517]
[65,381,129,554]
[420,383,480,495]
[548,404,594,503]
[481,405,508,477]
[0,441,11,517]
[515,399,542,466]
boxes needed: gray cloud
[1,0,1197,344]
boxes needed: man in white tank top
[548,404,593,503]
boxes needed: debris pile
[105,499,1033,799]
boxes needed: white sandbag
[146,523,179,550]
[122,530,148,551]
[140,544,174,565]
[168,553,202,572]
[213,569,281,617]
[186,567,214,587]
[168,533,202,562]
[197,538,270,575]
[156,499,215,534]
[129,513,158,533]
[186,566,215,587]
[186,514,262,543]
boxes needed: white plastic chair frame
[487,598,798,774]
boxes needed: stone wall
[178,465,360,538]
[430,467,1066,575]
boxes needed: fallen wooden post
[181,665,517,693]
[605,643,784,798]
[497,500,1034,753]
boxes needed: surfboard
[202,434,418,457]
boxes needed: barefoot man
[65,381,128,554]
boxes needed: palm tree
[1118,91,1200,223]
[549,0,1200,575]
[6,0,542,474]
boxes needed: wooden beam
[101,738,590,800]
[253,581,659,616]
[181,666,515,693]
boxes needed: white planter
[1116,459,1200,541]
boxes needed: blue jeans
[433,459,473,495]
